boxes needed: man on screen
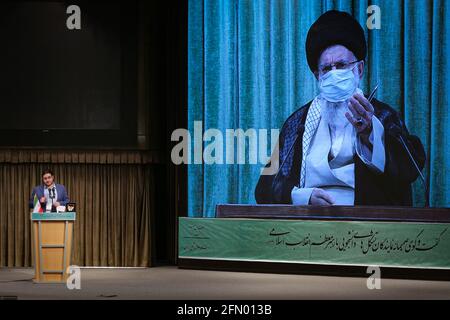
[29,169,70,212]
[255,10,425,206]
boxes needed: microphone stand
[49,187,55,212]
[390,126,429,207]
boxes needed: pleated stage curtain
[188,0,450,217]
[0,150,158,267]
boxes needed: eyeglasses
[318,60,361,75]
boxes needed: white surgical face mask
[318,66,358,102]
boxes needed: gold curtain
[0,150,158,267]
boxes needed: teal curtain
[188,0,450,217]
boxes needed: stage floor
[0,266,449,300]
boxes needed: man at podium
[29,169,70,212]
[255,10,425,207]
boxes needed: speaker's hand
[309,188,335,206]
[346,93,374,136]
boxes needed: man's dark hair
[41,169,54,177]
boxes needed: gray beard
[321,99,350,132]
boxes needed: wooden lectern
[31,212,76,283]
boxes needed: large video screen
[184,1,448,216]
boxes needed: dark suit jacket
[255,98,426,206]
[29,183,70,209]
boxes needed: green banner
[179,217,450,269]
[31,212,76,221]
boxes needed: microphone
[388,123,429,207]
[48,187,55,199]
[48,187,55,210]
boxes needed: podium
[31,212,76,283]
[179,205,450,280]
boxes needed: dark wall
[146,0,187,264]
[0,1,138,147]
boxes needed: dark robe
[255,98,426,206]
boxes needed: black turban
[305,10,367,73]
